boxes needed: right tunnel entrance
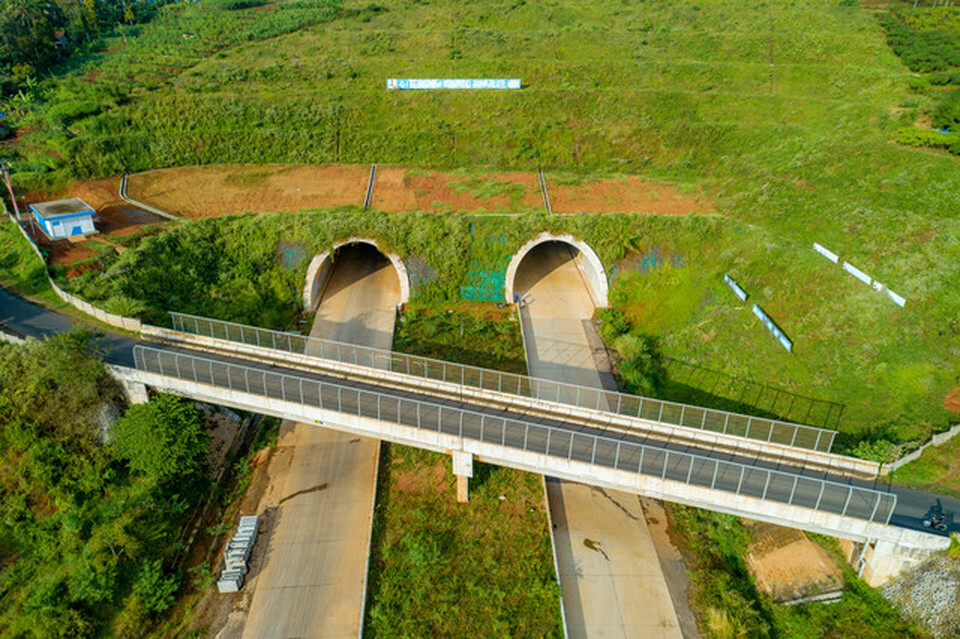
[505,233,608,309]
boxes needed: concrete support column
[860,538,943,587]
[452,451,473,503]
[123,381,149,405]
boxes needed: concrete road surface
[241,244,398,639]
[516,242,685,639]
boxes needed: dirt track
[117,164,714,218]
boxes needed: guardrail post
[614,441,621,469]
[813,483,826,510]
[722,413,730,434]
[841,486,853,516]
[710,461,719,489]
[662,451,670,479]
[868,494,882,523]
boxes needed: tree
[112,394,209,482]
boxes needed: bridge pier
[860,537,948,587]
[452,451,473,503]
[121,379,149,405]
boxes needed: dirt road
[239,244,398,638]
[516,242,687,638]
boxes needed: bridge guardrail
[169,311,838,453]
[134,345,896,527]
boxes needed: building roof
[30,198,95,220]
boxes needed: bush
[933,89,960,130]
[878,12,960,73]
[896,126,959,148]
[596,307,630,342]
[614,333,666,397]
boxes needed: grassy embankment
[363,300,562,636]
[671,505,929,638]
[2,1,958,452]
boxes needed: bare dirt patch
[944,387,960,415]
[21,177,167,268]
[743,521,843,602]
[372,166,541,213]
[126,164,369,218]
[96,164,714,219]
[546,176,713,215]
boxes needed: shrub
[933,89,960,130]
[895,126,959,148]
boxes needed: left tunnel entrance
[302,239,410,312]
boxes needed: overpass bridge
[0,288,951,585]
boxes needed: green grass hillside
[4,0,959,451]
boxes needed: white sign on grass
[813,242,839,264]
[386,78,521,90]
[842,261,872,286]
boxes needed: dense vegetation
[878,6,960,154]
[671,505,928,638]
[0,0,158,86]
[0,332,210,636]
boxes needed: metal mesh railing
[168,311,838,453]
[134,345,895,526]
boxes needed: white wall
[44,214,96,239]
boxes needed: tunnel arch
[302,237,410,310]
[504,232,609,307]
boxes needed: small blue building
[29,198,97,240]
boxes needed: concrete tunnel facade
[302,232,609,310]
[302,238,411,310]
[503,232,609,307]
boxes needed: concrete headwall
[504,232,609,307]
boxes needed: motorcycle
[923,514,948,532]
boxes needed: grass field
[361,302,561,635]
[3,0,959,452]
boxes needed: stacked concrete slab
[217,515,259,593]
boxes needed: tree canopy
[0,332,209,636]
[112,393,210,482]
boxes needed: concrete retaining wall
[882,423,960,475]
[49,281,142,332]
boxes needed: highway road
[1,286,957,536]
[516,241,685,638]
[240,244,398,639]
